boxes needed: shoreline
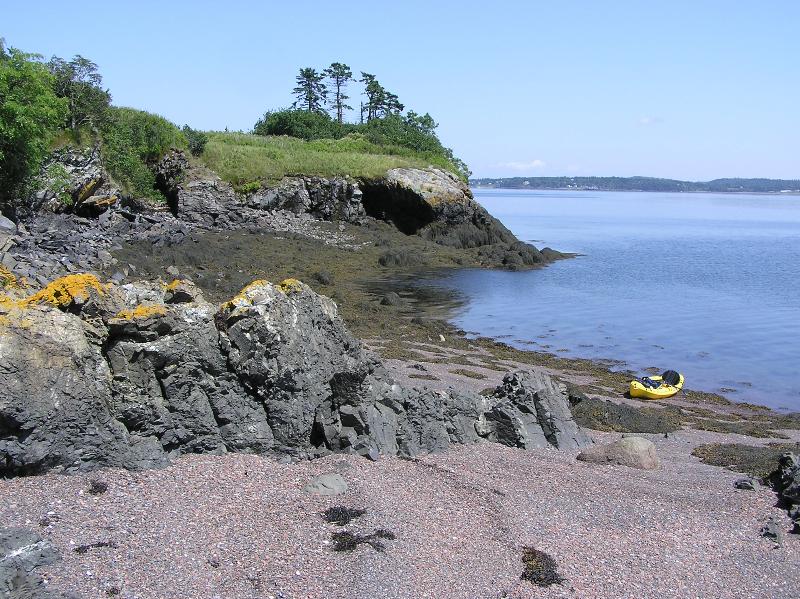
[471,186,800,196]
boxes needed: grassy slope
[200,132,457,187]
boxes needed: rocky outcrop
[0,275,590,475]
[20,146,121,220]
[246,176,365,222]
[360,167,559,267]
[774,453,800,533]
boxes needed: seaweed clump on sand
[331,529,396,553]
[521,547,565,587]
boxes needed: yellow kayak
[629,370,684,400]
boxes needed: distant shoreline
[471,186,800,196]
[469,176,800,195]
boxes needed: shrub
[100,107,186,201]
[182,125,208,156]
[253,109,347,141]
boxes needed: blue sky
[4,1,798,179]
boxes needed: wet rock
[304,473,348,495]
[577,437,660,470]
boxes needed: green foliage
[100,107,186,201]
[182,125,208,156]
[292,67,327,113]
[39,163,73,205]
[253,109,347,140]
[47,55,111,138]
[0,44,67,216]
[251,109,469,179]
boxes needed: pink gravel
[1,429,798,599]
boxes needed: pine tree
[292,68,327,113]
[323,62,353,124]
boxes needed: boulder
[0,527,67,599]
[483,371,592,450]
[577,436,660,470]
[734,477,759,490]
[303,473,348,495]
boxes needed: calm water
[435,189,800,411]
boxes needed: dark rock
[1,277,591,475]
[0,527,69,598]
[569,391,681,434]
[734,477,758,490]
[760,517,784,546]
[482,371,592,450]
[380,291,408,306]
[774,452,800,532]
[247,176,364,222]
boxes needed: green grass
[200,132,458,186]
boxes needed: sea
[431,189,800,412]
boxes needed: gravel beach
[2,429,798,599]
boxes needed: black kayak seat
[661,370,681,386]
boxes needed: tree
[360,72,403,121]
[292,68,327,113]
[323,62,353,124]
[0,46,67,217]
[47,55,111,136]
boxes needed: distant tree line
[254,62,469,178]
[469,176,800,193]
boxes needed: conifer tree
[323,62,353,124]
[292,68,327,113]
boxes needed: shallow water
[432,189,800,411]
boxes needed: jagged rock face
[247,176,365,222]
[19,146,121,220]
[0,276,590,475]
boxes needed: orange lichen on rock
[278,278,303,294]
[24,274,107,308]
[114,304,167,320]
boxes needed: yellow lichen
[278,278,303,294]
[163,279,185,291]
[0,265,25,290]
[221,279,270,310]
[114,304,167,320]
[24,274,107,308]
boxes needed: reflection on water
[425,189,800,411]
